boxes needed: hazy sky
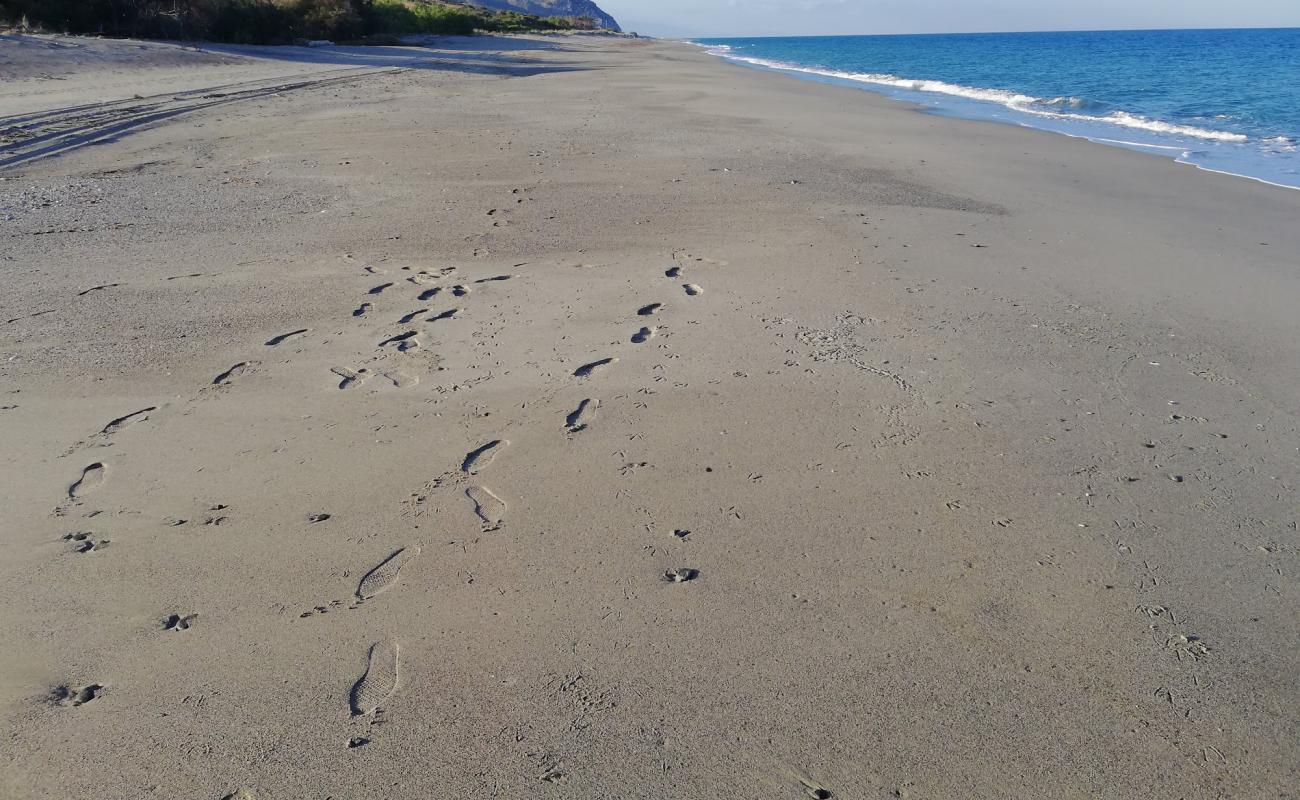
[600,0,1300,38]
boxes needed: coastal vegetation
[0,0,606,43]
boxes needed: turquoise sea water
[695,29,1300,189]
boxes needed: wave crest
[706,47,1249,144]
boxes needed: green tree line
[0,0,601,43]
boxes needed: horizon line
[667,25,1300,40]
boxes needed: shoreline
[690,35,1300,191]
[2,34,1298,799]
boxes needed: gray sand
[1,33,1297,799]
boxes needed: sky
[599,0,1300,38]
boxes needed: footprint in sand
[378,331,420,351]
[331,367,372,390]
[565,398,599,433]
[69,463,106,499]
[427,308,459,323]
[356,546,421,601]
[637,303,663,316]
[796,776,834,799]
[77,283,121,297]
[632,326,657,344]
[63,532,109,553]
[350,640,399,716]
[465,485,506,530]
[474,275,513,284]
[162,613,198,632]
[462,440,508,474]
[368,282,394,295]
[663,567,699,583]
[665,266,682,278]
[683,284,703,296]
[265,329,309,347]
[352,302,372,317]
[397,309,427,324]
[379,371,418,389]
[450,285,470,297]
[574,357,617,378]
[686,254,729,266]
[50,683,103,707]
[212,361,258,385]
[417,287,442,301]
[97,407,156,437]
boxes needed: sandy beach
[1,32,1298,799]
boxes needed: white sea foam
[707,47,1250,144]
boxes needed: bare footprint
[162,613,198,632]
[665,266,682,278]
[462,439,508,474]
[427,308,458,323]
[77,283,120,297]
[368,282,394,295]
[350,641,398,716]
[397,309,427,324]
[265,329,309,347]
[574,357,618,378]
[450,285,470,297]
[353,302,372,317]
[683,284,703,296]
[417,287,442,301]
[632,326,657,344]
[637,303,663,316]
[379,371,418,388]
[212,361,258,386]
[69,463,106,499]
[356,546,421,601]
[466,485,506,530]
[687,254,729,266]
[63,532,109,553]
[565,398,599,432]
[51,683,103,707]
[98,407,156,437]
[663,567,699,583]
[331,367,372,390]
[378,331,419,351]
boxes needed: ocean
[695,28,1300,190]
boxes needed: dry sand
[1,32,1298,800]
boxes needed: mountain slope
[464,0,621,31]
